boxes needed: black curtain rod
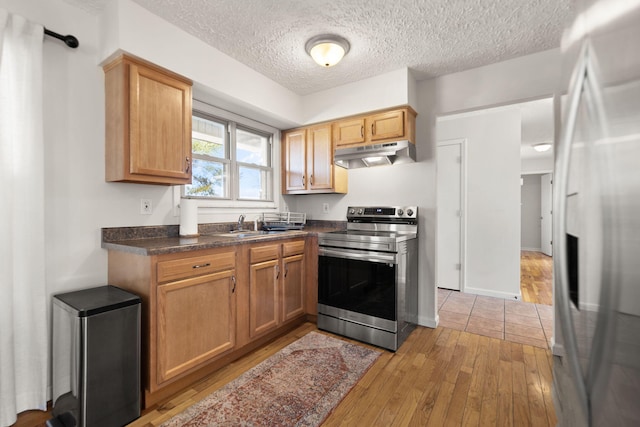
[44,28,79,49]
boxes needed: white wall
[522,155,554,173]
[521,174,543,251]
[99,0,302,129]
[436,109,522,299]
[301,68,417,124]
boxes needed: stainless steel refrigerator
[553,0,640,425]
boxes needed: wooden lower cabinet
[107,237,311,408]
[248,239,306,338]
[249,258,279,337]
[282,253,305,321]
[156,269,236,384]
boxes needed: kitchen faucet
[237,214,246,231]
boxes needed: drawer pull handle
[360,125,364,138]
[192,263,211,269]
[275,264,280,279]
[231,275,236,293]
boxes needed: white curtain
[0,9,47,427]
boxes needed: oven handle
[319,247,397,264]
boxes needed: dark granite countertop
[102,221,346,256]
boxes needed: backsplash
[102,220,346,243]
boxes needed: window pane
[185,159,227,198]
[239,166,269,200]
[193,116,226,158]
[236,128,269,166]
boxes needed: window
[185,111,274,202]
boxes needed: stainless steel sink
[212,230,270,238]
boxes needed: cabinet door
[129,63,192,181]
[282,254,305,322]
[156,270,235,385]
[249,259,280,337]
[334,118,365,147]
[307,124,333,191]
[283,129,307,192]
[368,110,405,142]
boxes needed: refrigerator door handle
[582,45,619,403]
[553,42,590,415]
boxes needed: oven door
[318,246,397,328]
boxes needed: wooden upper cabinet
[308,124,333,191]
[283,129,306,192]
[282,124,347,195]
[104,54,193,185]
[334,118,365,147]
[368,110,405,141]
[332,106,417,149]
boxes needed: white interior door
[541,173,553,256]
[437,140,464,290]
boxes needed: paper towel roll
[180,198,199,237]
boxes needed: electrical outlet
[140,199,152,215]
[322,203,329,214]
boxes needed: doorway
[520,172,553,305]
[436,139,466,291]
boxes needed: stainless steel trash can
[50,285,141,427]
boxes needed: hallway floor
[437,289,553,348]
[437,250,554,348]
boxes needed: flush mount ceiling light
[305,34,350,67]
[533,142,552,152]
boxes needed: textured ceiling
[62,0,575,95]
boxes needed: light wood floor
[520,251,553,305]
[144,323,556,426]
[15,322,556,427]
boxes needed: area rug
[161,331,381,427]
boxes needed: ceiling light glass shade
[533,142,552,152]
[305,35,350,67]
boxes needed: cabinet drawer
[250,244,279,264]
[157,251,236,283]
[282,240,305,257]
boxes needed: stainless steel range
[317,206,418,351]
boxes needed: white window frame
[173,99,281,214]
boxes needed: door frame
[436,138,468,292]
[521,170,553,254]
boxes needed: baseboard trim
[418,314,438,328]
[521,246,542,252]
[463,286,522,301]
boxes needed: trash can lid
[53,285,141,317]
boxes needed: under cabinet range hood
[334,140,416,168]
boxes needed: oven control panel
[347,206,418,221]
